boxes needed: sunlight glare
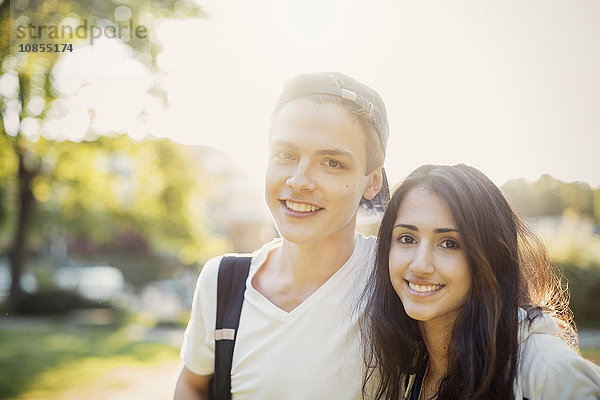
[46,38,152,141]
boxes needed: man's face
[265,98,380,245]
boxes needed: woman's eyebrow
[435,228,458,233]
[393,223,418,231]
[392,224,459,234]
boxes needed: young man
[173,72,389,399]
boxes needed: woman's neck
[419,317,456,399]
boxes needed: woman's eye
[324,159,342,168]
[397,235,415,244]
[441,239,460,249]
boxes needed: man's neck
[252,229,357,312]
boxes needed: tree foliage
[32,135,230,263]
[0,0,223,306]
[501,174,599,223]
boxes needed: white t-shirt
[181,233,376,399]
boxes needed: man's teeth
[408,281,443,293]
[285,200,319,212]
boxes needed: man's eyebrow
[271,140,297,150]
[271,141,354,159]
[315,148,355,159]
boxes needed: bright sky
[153,0,600,188]
[13,0,598,189]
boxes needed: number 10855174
[18,43,73,52]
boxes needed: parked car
[55,265,125,302]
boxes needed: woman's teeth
[285,200,319,212]
[408,281,443,293]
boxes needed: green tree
[30,135,230,285]
[559,181,593,217]
[0,0,206,307]
[593,188,600,224]
[502,175,596,220]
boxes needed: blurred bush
[11,288,111,316]
[558,262,600,327]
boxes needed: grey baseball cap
[273,72,390,221]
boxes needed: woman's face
[388,186,471,329]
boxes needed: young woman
[363,164,600,399]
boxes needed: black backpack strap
[212,256,252,400]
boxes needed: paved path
[50,361,181,400]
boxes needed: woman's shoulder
[519,331,583,366]
[517,315,600,399]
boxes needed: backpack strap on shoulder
[212,255,252,400]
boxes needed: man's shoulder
[357,232,377,246]
[199,254,250,283]
[354,232,377,258]
[200,240,280,279]
[343,233,377,282]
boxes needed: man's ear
[363,167,383,200]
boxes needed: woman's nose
[408,243,435,275]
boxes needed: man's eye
[398,235,415,244]
[324,159,342,168]
[277,151,294,160]
[441,239,460,249]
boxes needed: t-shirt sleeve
[518,333,600,399]
[180,255,223,376]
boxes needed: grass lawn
[0,320,597,399]
[0,322,180,400]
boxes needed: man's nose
[286,160,316,191]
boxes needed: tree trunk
[8,147,38,309]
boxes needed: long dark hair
[362,164,575,399]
